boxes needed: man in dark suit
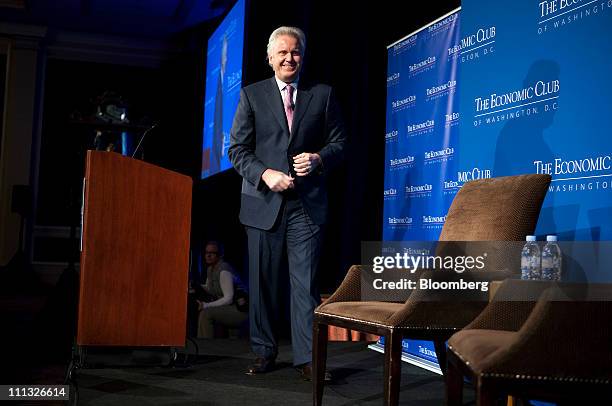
[210,36,228,175]
[228,26,346,380]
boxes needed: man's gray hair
[266,26,306,58]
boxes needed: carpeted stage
[1,286,474,405]
[65,338,472,405]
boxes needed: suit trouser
[246,197,323,366]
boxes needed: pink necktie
[284,84,294,132]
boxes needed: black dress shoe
[246,357,275,375]
[295,363,332,382]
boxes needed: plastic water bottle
[521,235,541,280]
[541,235,562,281]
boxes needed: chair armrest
[321,265,362,305]
[386,269,508,329]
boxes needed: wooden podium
[77,151,192,347]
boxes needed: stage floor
[1,286,470,405]
[67,338,468,405]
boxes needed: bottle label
[521,253,541,280]
[541,256,561,281]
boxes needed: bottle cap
[546,235,558,242]
[526,235,536,242]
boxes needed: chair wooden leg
[313,320,328,406]
[476,380,495,406]
[445,358,463,406]
[383,329,402,406]
[433,339,447,375]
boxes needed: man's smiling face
[269,34,302,83]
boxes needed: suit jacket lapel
[263,77,290,134]
[288,85,313,145]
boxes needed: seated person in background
[197,241,248,338]
[187,279,214,336]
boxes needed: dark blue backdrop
[459,0,612,242]
[381,8,461,371]
[381,0,612,382]
[383,10,462,242]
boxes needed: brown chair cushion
[316,301,404,327]
[451,286,612,381]
[448,329,518,373]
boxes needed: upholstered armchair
[313,174,552,406]
[447,281,612,405]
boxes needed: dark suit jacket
[228,77,346,230]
